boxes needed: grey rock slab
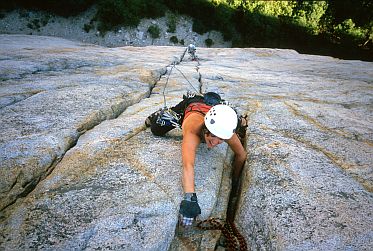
[0,81,151,211]
[190,48,373,249]
[0,102,228,250]
[0,34,183,211]
[1,35,373,250]
[1,40,228,249]
[1,161,177,250]
[150,47,372,249]
[236,100,373,250]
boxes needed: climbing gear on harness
[183,90,196,99]
[205,104,238,140]
[146,45,240,136]
[179,193,201,226]
[156,108,181,128]
[145,108,162,127]
[197,218,248,251]
[145,107,182,128]
[221,100,233,107]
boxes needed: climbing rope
[173,66,201,94]
[196,218,248,251]
[162,63,175,108]
[162,62,202,108]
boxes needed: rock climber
[187,44,197,61]
[145,92,247,226]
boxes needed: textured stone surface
[0,34,176,212]
[0,35,227,250]
[1,35,372,250]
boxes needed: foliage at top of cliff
[1,0,372,61]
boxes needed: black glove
[179,193,201,226]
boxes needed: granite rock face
[0,35,372,250]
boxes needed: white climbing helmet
[204,104,238,140]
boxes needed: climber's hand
[179,193,201,226]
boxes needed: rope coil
[196,218,248,251]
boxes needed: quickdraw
[196,218,248,251]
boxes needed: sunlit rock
[0,35,372,250]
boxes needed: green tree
[293,1,328,35]
[335,19,367,43]
[148,25,161,39]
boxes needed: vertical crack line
[0,51,185,213]
[148,67,168,99]
[1,67,169,212]
[196,66,203,93]
[179,48,188,63]
[0,132,81,213]
[226,113,249,222]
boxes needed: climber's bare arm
[181,114,204,193]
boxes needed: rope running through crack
[196,217,247,251]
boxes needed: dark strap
[184,102,212,118]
